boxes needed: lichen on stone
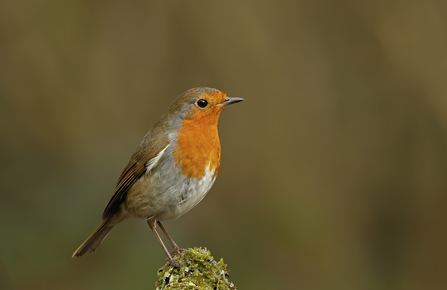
[155,247,236,290]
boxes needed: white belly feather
[174,164,217,218]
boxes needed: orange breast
[173,115,221,179]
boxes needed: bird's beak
[218,97,245,107]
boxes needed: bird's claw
[168,257,181,268]
[172,247,187,257]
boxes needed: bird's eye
[197,99,208,108]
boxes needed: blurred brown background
[1,1,447,289]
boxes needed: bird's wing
[101,136,171,221]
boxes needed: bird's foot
[172,246,187,257]
[167,257,181,268]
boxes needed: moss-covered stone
[155,247,236,290]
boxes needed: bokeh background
[1,1,447,289]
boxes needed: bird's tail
[72,220,115,258]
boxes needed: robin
[72,87,243,267]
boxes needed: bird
[72,87,244,267]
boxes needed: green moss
[155,247,236,290]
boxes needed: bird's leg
[147,219,180,267]
[157,221,187,256]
